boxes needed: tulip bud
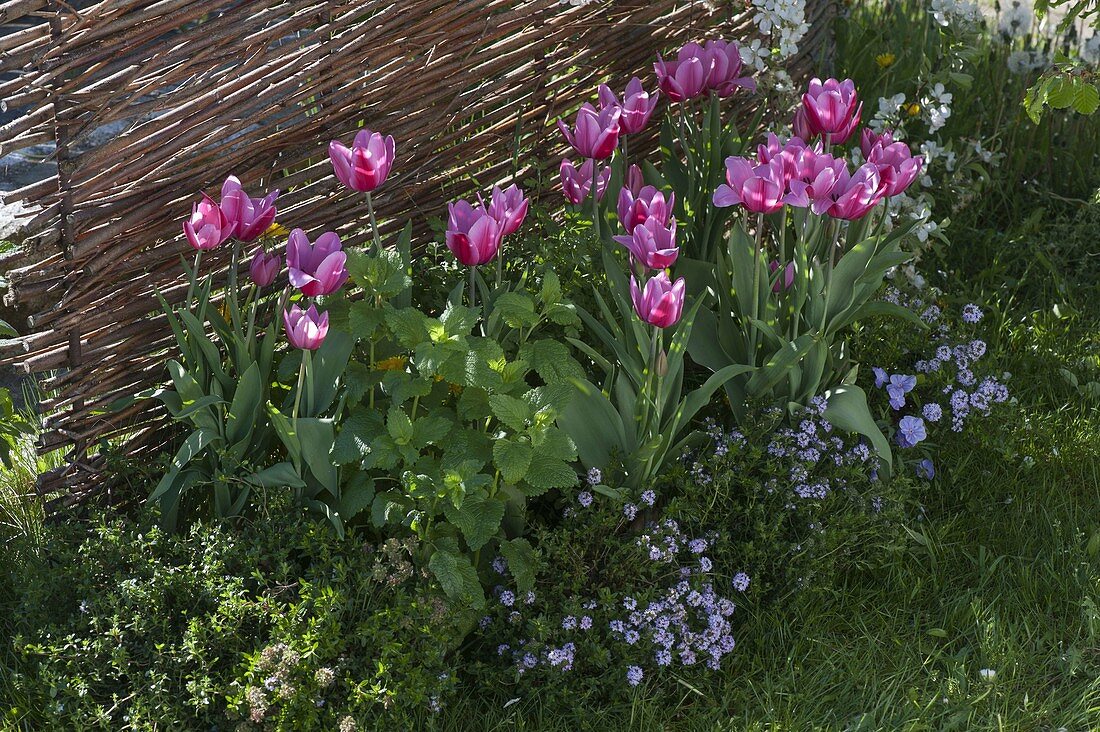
[446,200,502,266]
[487,184,529,237]
[799,77,863,144]
[220,176,279,243]
[249,247,281,288]
[655,348,669,377]
[556,103,621,160]
[560,158,611,205]
[629,271,686,329]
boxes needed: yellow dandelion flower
[906,102,921,117]
[376,356,408,372]
[875,53,896,69]
[265,222,290,239]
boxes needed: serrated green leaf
[386,406,415,445]
[499,538,538,593]
[540,270,562,306]
[488,394,532,432]
[444,491,505,551]
[520,339,585,383]
[385,307,430,349]
[493,438,533,484]
[429,549,485,608]
[494,292,540,328]
[521,452,577,495]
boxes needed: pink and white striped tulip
[286,229,348,297]
[560,158,611,205]
[219,176,278,243]
[284,304,329,351]
[446,200,502,266]
[328,128,396,193]
[557,103,621,160]
[184,193,231,250]
[713,157,786,214]
[613,216,679,271]
[800,78,863,144]
[599,77,660,135]
[630,271,686,329]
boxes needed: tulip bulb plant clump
[142,35,1006,695]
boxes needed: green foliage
[1023,62,1100,122]
[4,508,465,729]
[0,387,35,470]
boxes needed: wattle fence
[0,0,836,506]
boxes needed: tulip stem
[365,191,382,255]
[468,266,477,311]
[228,241,242,333]
[186,250,203,310]
[749,211,765,361]
[621,136,629,167]
[590,157,600,238]
[292,353,306,438]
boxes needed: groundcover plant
[5,0,1095,726]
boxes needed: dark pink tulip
[654,42,711,103]
[613,216,679,271]
[713,157,786,214]
[792,107,815,143]
[704,40,756,96]
[184,192,231,250]
[284,304,329,351]
[818,162,886,220]
[859,127,899,160]
[219,176,278,243]
[617,184,675,233]
[487,184,529,237]
[560,158,611,205]
[867,142,923,197]
[769,260,796,293]
[630,271,686,329]
[286,229,348,297]
[625,164,645,197]
[783,150,846,214]
[599,77,660,135]
[557,103,621,160]
[328,128,396,192]
[249,247,281,288]
[446,200,502,266]
[801,78,863,144]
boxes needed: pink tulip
[219,176,278,243]
[598,77,660,135]
[630,271,686,329]
[757,133,807,164]
[859,127,899,160]
[654,42,710,103]
[486,184,529,237]
[625,164,644,197]
[800,78,863,144]
[557,103,621,160]
[284,304,329,351]
[446,200,502,266]
[769,260,795,293]
[614,216,679,271]
[817,162,886,220]
[783,150,846,214]
[704,39,756,96]
[792,107,815,143]
[286,229,348,297]
[249,247,281,288]
[866,142,923,197]
[713,157,786,214]
[617,184,675,233]
[328,128,396,192]
[560,158,611,205]
[184,192,231,250]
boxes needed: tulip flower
[654,42,711,103]
[630,271,686,329]
[769,260,795,293]
[792,107,815,143]
[816,162,886,220]
[284,303,329,351]
[617,184,675,233]
[713,157,786,214]
[219,176,278,243]
[783,151,846,213]
[614,216,679,270]
[249,247,281,288]
[867,142,923,197]
[625,164,644,197]
[446,200,502,266]
[184,192,231,250]
[598,77,660,135]
[560,158,611,205]
[859,127,899,160]
[704,39,756,96]
[486,184,529,237]
[557,103,621,160]
[800,78,863,144]
[286,229,348,297]
[328,128,396,192]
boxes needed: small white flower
[979,668,997,681]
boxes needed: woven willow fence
[0,0,835,504]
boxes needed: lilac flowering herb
[896,416,926,448]
[586,467,603,485]
[577,490,593,508]
[922,403,942,422]
[499,590,515,607]
[623,503,638,521]
[640,490,656,507]
[731,572,750,592]
[626,666,644,687]
[962,303,983,323]
[491,556,507,574]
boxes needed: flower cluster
[930,0,983,29]
[750,0,810,59]
[445,184,529,266]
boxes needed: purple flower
[623,503,638,521]
[732,572,750,592]
[640,490,656,507]
[688,538,708,554]
[577,490,593,507]
[962,303,983,323]
[586,467,603,486]
[923,403,943,422]
[562,615,577,630]
[626,666,644,686]
[499,591,515,607]
[916,458,935,480]
[491,556,507,574]
[580,616,593,630]
[896,416,927,448]
[873,367,889,388]
[699,557,713,572]
[887,374,916,410]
